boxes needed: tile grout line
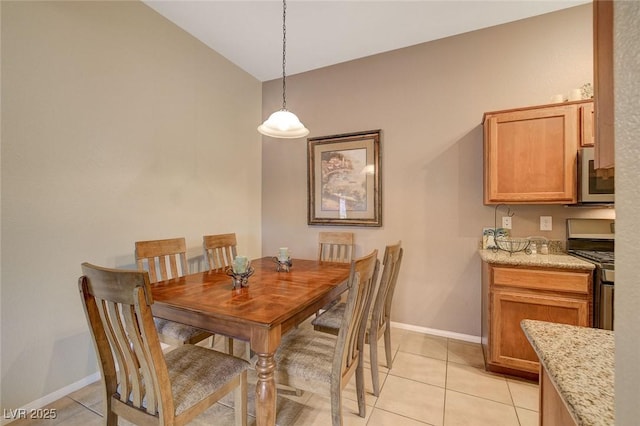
[442,337,450,426]
[66,395,103,418]
[368,406,435,426]
[505,379,519,417]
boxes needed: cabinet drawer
[493,267,591,294]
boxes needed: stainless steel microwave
[579,147,614,203]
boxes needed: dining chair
[203,233,238,271]
[275,249,379,425]
[315,232,355,316]
[312,241,403,396]
[135,237,212,347]
[202,233,246,357]
[78,263,249,426]
[318,232,355,263]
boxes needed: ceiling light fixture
[258,0,309,139]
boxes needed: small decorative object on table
[226,256,254,289]
[272,247,292,272]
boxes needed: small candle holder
[225,266,255,289]
[272,256,293,272]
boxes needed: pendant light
[258,0,309,139]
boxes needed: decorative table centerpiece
[272,247,292,272]
[225,256,254,289]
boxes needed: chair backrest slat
[135,238,189,283]
[333,250,379,384]
[318,232,355,263]
[101,300,135,404]
[120,304,144,407]
[203,233,238,271]
[124,298,159,414]
[371,242,403,333]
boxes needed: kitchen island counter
[521,319,614,426]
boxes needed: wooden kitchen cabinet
[483,102,590,204]
[593,0,614,170]
[580,101,595,147]
[481,263,592,379]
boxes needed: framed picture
[307,130,381,226]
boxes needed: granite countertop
[479,249,595,270]
[521,320,614,426]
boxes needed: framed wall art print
[307,130,381,226]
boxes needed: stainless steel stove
[566,218,615,330]
[570,250,614,266]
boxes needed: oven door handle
[600,283,614,330]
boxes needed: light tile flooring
[11,325,539,426]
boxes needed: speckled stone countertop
[479,250,595,270]
[521,320,614,426]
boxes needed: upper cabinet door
[594,0,614,169]
[580,102,595,147]
[483,104,580,204]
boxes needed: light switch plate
[540,216,553,231]
[502,216,512,229]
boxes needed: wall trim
[1,372,101,425]
[391,321,482,344]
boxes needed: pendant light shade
[258,109,309,139]
[258,0,309,139]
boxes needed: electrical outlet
[540,216,553,231]
[502,216,512,229]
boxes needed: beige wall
[1,1,262,410]
[614,1,640,423]
[261,4,612,337]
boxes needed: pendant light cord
[281,0,287,110]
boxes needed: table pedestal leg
[255,352,276,426]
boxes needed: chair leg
[369,330,381,397]
[234,371,248,426]
[226,337,234,355]
[104,394,118,426]
[384,326,393,368]
[355,354,367,418]
[330,388,343,426]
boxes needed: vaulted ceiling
[143,1,589,82]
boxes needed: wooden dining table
[150,256,352,426]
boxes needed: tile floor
[10,324,539,426]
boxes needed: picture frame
[307,130,381,226]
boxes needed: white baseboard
[1,372,101,425]
[390,321,481,344]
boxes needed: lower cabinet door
[490,289,589,373]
